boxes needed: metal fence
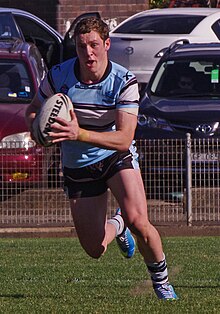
[0,135,220,227]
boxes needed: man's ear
[105,38,111,51]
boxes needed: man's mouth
[86,60,95,66]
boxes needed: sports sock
[108,214,124,236]
[146,254,168,285]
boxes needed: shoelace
[118,233,129,248]
[156,284,175,298]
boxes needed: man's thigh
[107,168,148,223]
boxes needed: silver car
[109,7,220,89]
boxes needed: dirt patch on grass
[158,225,220,237]
[0,224,219,238]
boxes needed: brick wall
[58,0,149,34]
[0,0,149,35]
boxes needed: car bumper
[0,147,45,184]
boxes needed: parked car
[135,41,220,199]
[0,37,52,185]
[109,7,220,93]
[136,40,220,139]
[0,8,100,69]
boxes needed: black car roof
[164,41,220,59]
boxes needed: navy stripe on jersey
[118,100,139,105]
[120,77,138,96]
[74,103,116,110]
[79,121,115,131]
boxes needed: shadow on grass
[0,293,62,299]
[175,285,220,289]
[0,294,26,298]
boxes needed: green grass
[0,237,219,313]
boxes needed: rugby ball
[32,93,73,147]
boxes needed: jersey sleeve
[116,73,140,116]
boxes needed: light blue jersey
[38,58,139,168]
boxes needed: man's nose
[85,45,93,55]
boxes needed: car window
[150,59,220,98]
[212,20,220,40]
[114,15,205,34]
[0,13,23,39]
[13,15,61,68]
[0,60,34,102]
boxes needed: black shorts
[63,150,139,199]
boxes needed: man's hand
[49,110,80,143]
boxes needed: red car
[0,37,52,184]
[0,11,100,187]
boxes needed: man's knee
[82,243,105,259]
[129,216,152,238]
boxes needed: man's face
[75,30,110,77]
[179,76,194,90]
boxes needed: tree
[150,0,210,8]
[171,0,208,6]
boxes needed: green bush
[150,0,170,8]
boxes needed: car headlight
[137,114,172,131]
[0,132,36,149]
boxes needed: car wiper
[168,93,219,98]
[179,93,220,98]
[0,36,21,40]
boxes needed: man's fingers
[53,117,68,126]
[70,109,75,120]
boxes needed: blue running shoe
[115,208,135,258]
[153,282,178,300]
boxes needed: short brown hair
[73,17,109,42]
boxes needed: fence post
[186,133,192,226]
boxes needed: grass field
[0,236,219,313]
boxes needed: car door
[13,14,63,69]
[14,11,101,68]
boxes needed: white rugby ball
[32,93,73,147]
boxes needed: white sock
[146,254,168,285]
[108,214,124,236]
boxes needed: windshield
[0,60,34,103]
[114,14,205,34]
[150,58,220,98]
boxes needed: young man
[25,17,178,300]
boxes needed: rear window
[114,15,205,34]
[0,60,34,103]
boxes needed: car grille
[170,121,219,137]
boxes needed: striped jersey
[37,58,139,168]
